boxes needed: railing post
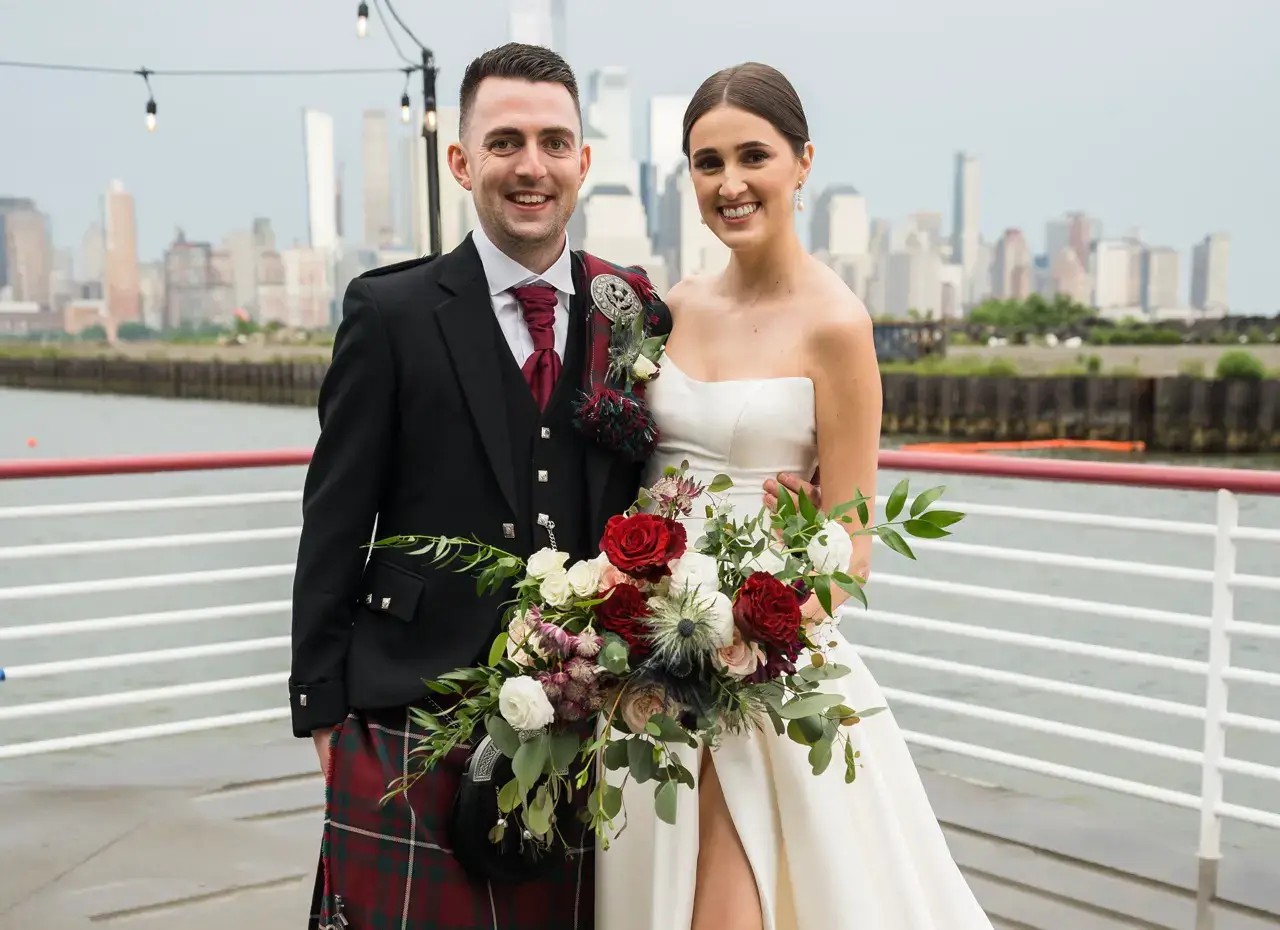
[1197,488,1236,929]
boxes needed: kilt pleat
[308,707,593,929]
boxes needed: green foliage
[968,293,1093,332]
[1216,350,1265,381]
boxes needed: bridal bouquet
[373,467,961,853]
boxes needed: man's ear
[447,142,472,191]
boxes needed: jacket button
[540,427,551,439]
[537,470,549,482]
[381,597,392,610]
[503,523,515,538]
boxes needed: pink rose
[619,681,674,735]
[714,628,765,679]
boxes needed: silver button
[537,513,549,525]
[299,694,308,707]
[540,427,551,439]
[365,593,372,605]
[381,597,392,610]
[503,523,515,538]
[537,470,549,482]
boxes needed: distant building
[1190,233,1229,315]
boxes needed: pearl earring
[794,185,805,212]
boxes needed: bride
[596,62,993,930]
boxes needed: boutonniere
[573,254,670,462]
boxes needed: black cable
[381,0,426,51]
[0,60,406,77]
[374,0,417,67]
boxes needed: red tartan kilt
[311,707,593,930]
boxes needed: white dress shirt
[472,225,574,367]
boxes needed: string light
[356,2,369,38]
[0,59,415,135]
[138,68,157,132]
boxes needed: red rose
[733,572,803,651]
[594,584,653,658]
[599,513,686,581]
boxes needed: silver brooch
[590,273,643,324]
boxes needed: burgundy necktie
[510,284,561,411]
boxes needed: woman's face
[686,104,812,251]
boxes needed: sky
[1,0,1277,312]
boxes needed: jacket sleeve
[288,278,396,736]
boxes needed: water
[1,387,1278,859]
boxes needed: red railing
[1,447,1278,494]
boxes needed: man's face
[448,77,590,255]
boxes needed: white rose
[499,676,555,731]
[527,548,570,580]
[669,552,721,600]
[539,570,575,607]
[742,545,787,577]
[703,591,736,647]
[807,520,854,574]
[632,354,659,381]
[506,610,546,668]
[566,558,604,599]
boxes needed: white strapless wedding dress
[595,355,993,930]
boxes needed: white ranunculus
[499,676,555,731]
[527,548,570,579]
[506,609,546,668]
[669,551,721,600]
[703,591,736,647]
[539,570,575,607]
[807,520,855,574]
[632,354,659,381]
[566,558,605,599]
[742,545,787,578]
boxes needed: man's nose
[513,142,549,181]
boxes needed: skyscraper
[811,186,870,256]
[103,180,141,327]
[949,152,980,272]
[509,0,567,53]
[302,109,338,252]
[363,110,395,248]
[1,204,52,307]
[993,229,1031,300]
[1141,247,1180,312]
[646,94,691,238]
[1191,233,1230,315]
[584,68,638,195]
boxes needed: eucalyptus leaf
[815,575,833,618]
[910,485,946,518]
[497,777,522,814]
[600,640,630,676]
[857,498,870,527]
[485,716,521,759]
[604,739,630,771]
[550,732,580,773]
[655,780,679,825]
[844,742,858,784]
[808,738,834,775]
[798,487,819,522]
[526,786,553,836]
[885,479,910,523]
[708,473,735,493]
[627,738,658,784]
[797,662,853,683]
[778,693,844,720]
[602,784,624,819]
[513,734,550,791]
[646,713,693,744]
[835,576,869,608]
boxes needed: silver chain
[537,514,558,550]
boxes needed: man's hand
[763,472,820,514]
[312,726,336,776]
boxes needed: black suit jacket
[288,235,671,737]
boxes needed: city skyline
[1,0,1276,313]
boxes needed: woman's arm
[802,293,882,621]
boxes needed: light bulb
[145,99,157,132]
[424,108,438,133]
[356,2,369,37]
[400,93,411,124]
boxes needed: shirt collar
[472,224,576,298]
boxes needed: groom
[289,43,671,929]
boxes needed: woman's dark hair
[682,62,810,158]
[459,43,580,137]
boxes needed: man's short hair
[458,43,581,138]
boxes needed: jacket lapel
[434,236,519,517]
[573,253,617,530]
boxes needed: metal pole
[421,48,442,256]
[1196,487,1236,930]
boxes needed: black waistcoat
[494,291,593,562]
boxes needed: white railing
[1,448,1278,908]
